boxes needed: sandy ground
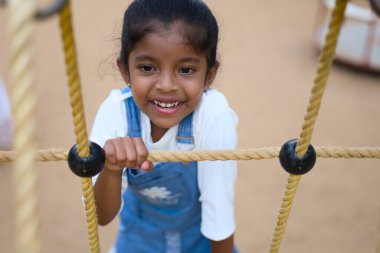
[1,1,380,253]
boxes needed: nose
[156,71,178,92]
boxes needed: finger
[140,161,154,171]
[104,161,121,172]
[123,137,137,168]
[133,138,149,168]
[114,137,128,168]
[104,140,117,166]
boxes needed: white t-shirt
[90,88,238,241]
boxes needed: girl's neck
[150,121,169,143]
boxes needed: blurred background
[1,0,380,252]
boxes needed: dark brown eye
[179,67,194,74]
[142,65,154,72]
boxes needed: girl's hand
[103,137,153,172]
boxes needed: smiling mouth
[153,100,182,108]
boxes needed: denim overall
[115,88,210,253]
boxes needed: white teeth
[154,100,180,108]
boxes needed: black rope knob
[370,0,380,17]
[68,141,105,177]
[0,0,68,18]
[36,0,68,20]
[279,139,316,175]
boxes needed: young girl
[90,1,238,252]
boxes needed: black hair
[120,0,219,70]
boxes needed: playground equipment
[315,0,380,71]
[1,0,380,253]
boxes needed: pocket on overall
[129,172,192,209]
[119,191,139,231]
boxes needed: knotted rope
[58,1,100,252]
[2,0,377,252]
[269,0,348,252]
[8,0,40,252]
[1,147,380,163]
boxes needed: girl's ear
[117,58,130,84]
[205,63,219,89]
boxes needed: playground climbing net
[0,0,380,253]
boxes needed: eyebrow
[178,57,200,64]
[135,55,155,62]
[134,55,200,64]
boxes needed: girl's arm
[210,235,234,253]
[94,137,153,225]
[94,165,123,225]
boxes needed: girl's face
[118,24,218,141]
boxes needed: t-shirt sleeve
[89,90,127,185]
[90,90,127,147]
[196,90,238,241]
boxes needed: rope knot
[68,141,105,177]
[279,139,317,175]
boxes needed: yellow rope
[8,0,40,252]
[296,0,348,156]
[1,146,380,163]
[2,0,373,252]
[58,1,100,252]
[269,0,348,252]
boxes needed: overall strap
[176,112,194,144]
[122,88,141,138]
